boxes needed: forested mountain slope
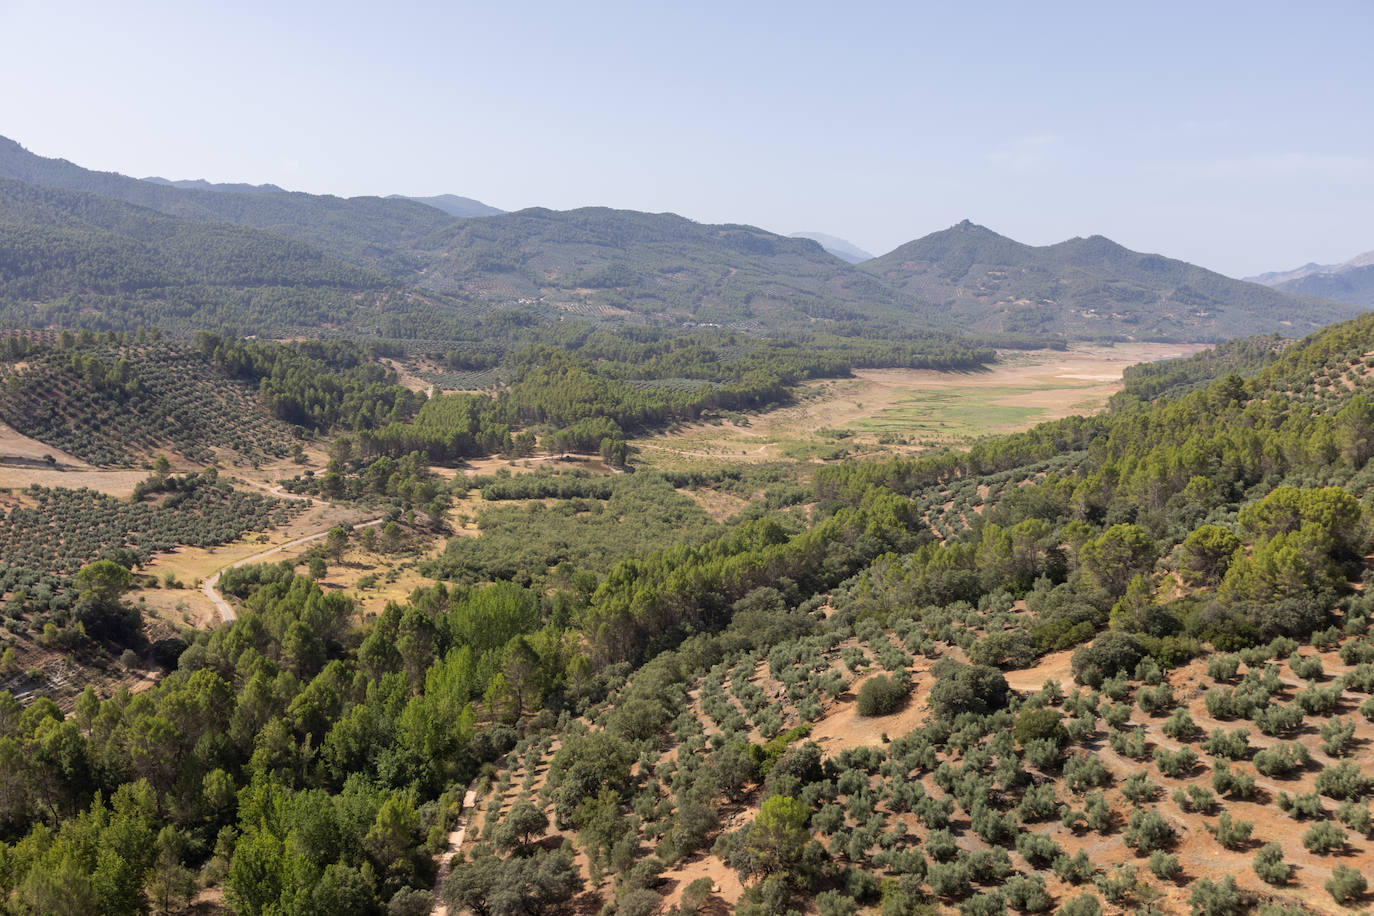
[4,136,1348,343]
[392,193,504,218]
[1270,264,1374,309]
[404,206,939,328]
[863,220,1360,341]
[0,177,491,335]
[0,136,454,274]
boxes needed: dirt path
[431,783,479,916]
[202,516,385,623]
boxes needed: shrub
[1015,831,1061,868]
[1189,876,1244,916]
[1122,772,1160,804]
[1071,631,1146,687]
[1201,728,1249,760]
[1137,683,1174,715]
[1302,821,1347,854]
[1276,791,1324,820]
[1052,850,1094,885]
[1093,862,1138,903]
[1206,654,1240,681]
[1288,650,1324,680]
[1148,850,1181,880]
[857,674,909,717]
[1254,702,1304,737]
[1211,812,1253,850]
[1336,800,1372,835]
[1316,760,1371,800]
[1153,745,1198,778]
[1326,864,1368,905]
[1055,893,1101,916]
[1253,742,1309,777]
[1252,842,1288,886]
[1124,808,1173,854]
[1161,708,1196,741]
[926,859,972,898]
[1002,873,1051,913]
[1063,753,1111,793]
[1320,716,1357,757]
[1014,707,1068,747]
[928,660,1010,720]
[1211,762,1256,800]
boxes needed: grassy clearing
[631,342,1205,470]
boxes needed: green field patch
[848,386,1049,440]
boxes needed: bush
[1326,864,1367,905]
[857,674,909,717]
[1136,683,1174,715]
[1252,842,1288,886]
[1072,631,1145,686]
[1014,707,1068,747]
[928,660,1010,720]
[1148,850,1181,880]
[1253,742,1309,777]
[1189,876,1244,916]
[1320,717,1357,757]
[1211,812,1253,850]
[1303,821,1347,854]
[1124,808,1173,854]
[1002,873,1051,913]
[1161,708,1196,741]
[1153,746,1198,778]
[1316,760,1370,800]
[1056,893,1101,916]
[1201,728,1248,760]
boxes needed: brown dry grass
[631,343,1206,469]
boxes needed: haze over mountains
[0,135,1361,341]
[388,193,505,219]
[788,232,873,264]
[1248,249,1374,309]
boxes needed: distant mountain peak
[1248,249,1374,287]
[142,176,286,194]
[788,231,873,264]
[390,193,504,219]
[863,223,1360,341]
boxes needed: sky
[1,0,1371,277]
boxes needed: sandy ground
[632,343,1207,468]
[0,421,150,497]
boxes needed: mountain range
[1248,249,1374,309]
[788,232,873,264]
[859,220,1356,339]
[0,135,1361,341]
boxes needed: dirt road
[202,517,385,623]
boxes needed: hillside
[0,177,496,336]
[393,193,504,218]
[1247,249,1374,287]
[6,307,1374,912]
[404,206,942,329]
[1269,265,1374,309]
[142,176,287,194]
[790,231,874,264]
[863,220,1362,341]
[0,136,455,275]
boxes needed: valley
[1,132,1373,916]
[633,343,1206,468]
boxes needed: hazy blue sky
[2,0,1370,276]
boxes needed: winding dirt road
[202,517,385,623]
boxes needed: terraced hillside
[0,336,298,467]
